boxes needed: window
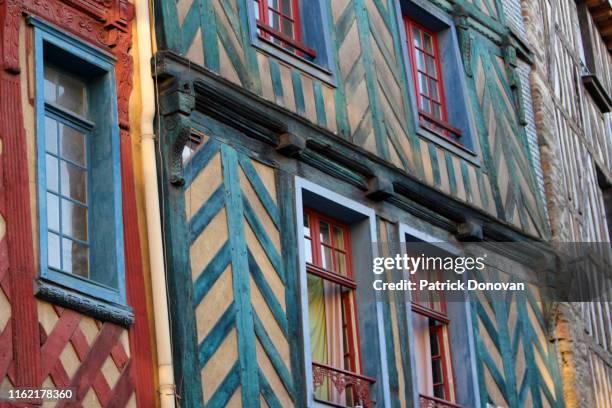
[253,0,316,59]
[33,18,127,313]
[404,17,461,143]
[410,260,457,406]
[303,209,371,407]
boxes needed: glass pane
[321,245,333,270]
[281,0,292,15]
[426,55,437,77]
[47,193,60,232]
[429,329,440,356]
[46,154,59,193]
[416,51,426,71]
[253,0,260,19]
[303,213,311,237]
[424,33,434,53]
[269,10,281,30]
[434,384,445,399]
[418,73,429,96]
[56,71,87,116]
[431,358,443,384]
[432,103,442,119]
[335,251,347,275]
[45,117,58,154]
[421,97,431,113]
[44,66,57,103]
[304,237,313,264]
[430,79,440,101]
[282,18,294,39]
[412,27,422,48]
[60,161,87,204]
[62,238,89,278]
[59,124,87,166]
[333,226,345,250]
[319,221,331,245]
[47,232,61,269]
[61,199,88,242]
[267,0,278,9]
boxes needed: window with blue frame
[32,18,129,321]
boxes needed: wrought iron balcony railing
[419,394,464,408]
[312,362,376,408]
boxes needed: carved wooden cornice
[0,0,134,127]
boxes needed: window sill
[35,278,134,327]
[253,36,335,87]
[417,124,480,167]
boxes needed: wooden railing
[419,111,463,143]
[256,21,317,58]
[419,394,464,408]
[312,362,376,408]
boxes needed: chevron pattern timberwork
[154,0,549,236]
[469,36,548,235]
[181,136,298,407]
[471,270,564,408]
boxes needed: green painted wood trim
[291,70,306,115]
[277,170,307,407]
[201,0,220,72]
[269,59,284,105]
[353,0,389,160]
[235,0,262,93]
[206,362,241,408]
[153,0,182,51]
[221,144,261,406]
[326,0,351,138]
[313,81,327,127]
[444,151,458,196]
[428,142,441,187]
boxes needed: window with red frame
[303,209,367,407]
[253,0,316,59]
[404,17,462,142]
[411,264,456,405]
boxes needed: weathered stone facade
[522,0,612,406]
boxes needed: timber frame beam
[153,50,547,252]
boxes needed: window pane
[60,161,87,204]
[45,117,58,154]
[412,27,422,48]
[423,32,434,53]
[426,55,437,77]
[47,193,60,232]
[333,226,345,250]
[44,66,57,104]
[429,328,440,356]
[319,221,331,244]
[282,18,294,39]
[421,97,431,113]
[59,124,87,166]
[304,237,313,264]
[321,245,333,270]
[49,67,87,116]
[281,0,292,16]
[61,199,88,242]
[303,213,311,237]
[431,358,443,384]
[253,0,260,20]
[434,384,445,399]
[416,51,426,72]
[418,73,429,95]
[269,9,281,30]
[335,251,347,275]
[62,238,89,278]
[432,103,442,119]
[430,79,440,101]
[267,0,278,9]
[48,232,61,269]
[46,154,59,193]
